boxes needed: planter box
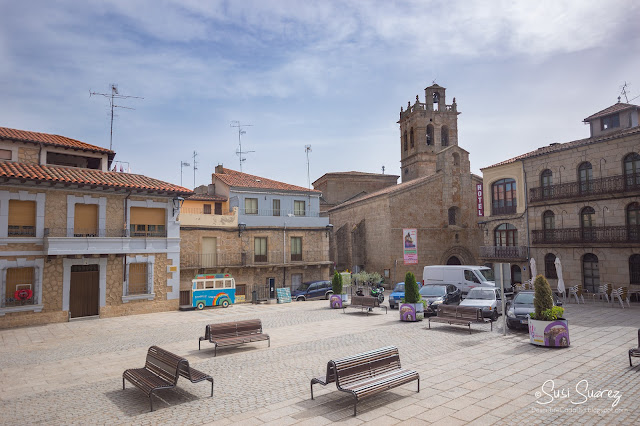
[329,294,343,309]
[400,303,424,322]
[529,318,570,347]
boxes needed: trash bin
[252,290,257,304]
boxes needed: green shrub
[404,272,420,304]
[332,271,343,295]
[532,274,556,320]
[530,306,564,321]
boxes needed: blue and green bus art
[191,273,235,310]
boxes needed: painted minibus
[191,273,236,310]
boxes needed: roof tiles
[214,167,320,193]
[583,102,639,122]
[0,162,192,195]
[0,126,114,155]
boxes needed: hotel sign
[476,184,484,217]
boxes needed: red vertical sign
[476,183,484,217]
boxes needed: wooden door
[202,237,217,268]
[69,265,99,318]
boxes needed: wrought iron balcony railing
[44,228,168,238]
[480,246,528,260]
[532,226,640,244]
[530,173,640,202]
[491,204,517,216]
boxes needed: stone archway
[440,246,476,266]
[446,256,461,265]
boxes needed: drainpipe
[283,222,287,288]
[123,191,132,283]
[521,160,532,279]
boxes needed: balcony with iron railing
[181,249,330,269]
[532,226,640,244]
[238,208,329,227]
[480,246,528,260]
[179,207,238,228]
[490,204,518,216]
[529,173,640,203]
[44,227,172,255]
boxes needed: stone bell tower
[398,83,460,182]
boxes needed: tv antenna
[620,82,631,103]
[305,145,312,197]
[90,84,143,151]
[180,161,190,187]
[192,151,198,188]
[230,121,254,172]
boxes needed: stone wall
[18,146,39,164]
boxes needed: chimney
[215,164,224,174]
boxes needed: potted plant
[329,271,345,308]
[528,274,570,347]
[399,272,424,322]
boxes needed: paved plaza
[1,299,639,425]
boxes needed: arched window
[491,179,517,215]
[545,253,558,279]
[630,254,640,284]
[426,124,434,146]
[624,152,640,188]
[581,206,595,241]
[540,169,553,197]
[511,265,522,285]
[448,207,459,225]
[582,253,599,293]
[452,152,460,166]
[543,210,555,242]
[441,125,449,146]
[410,128,414,148]
[403,131,408,151]
[495,223,517,247]
[627,202,640,241]
[578,162,593,194]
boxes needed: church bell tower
[398,84,460,182]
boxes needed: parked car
[292,280,332,301]
[419,284,461,315]
[388,282,405,309]
[506,290,562,330]
[459,287,502,321]
[423,265,503,295]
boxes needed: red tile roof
[0,162,192,195]
[0,126,114,155]
[483,126,640,169]
[214,167,321,193]
[583,102,639,122]
[187,194,227,201]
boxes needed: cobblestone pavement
[1,299,639,425]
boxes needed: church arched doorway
[446,256,461,265]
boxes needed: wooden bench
[630,329,640,367]
[310,346,419,416]
[428,305,490,334]
[122,346,213,412]
[343,295,387,315]
[198,318,270,356]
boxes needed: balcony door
[627,203,640,242]
[202,237,217,268]
[582,253,599,294]
[494,224,517,258]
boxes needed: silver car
[459,287,503,320]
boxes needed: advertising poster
[403,228,418,265]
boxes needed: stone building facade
[0,126,191,328]
[480,101,640,296]
[321,84,483,284]
[179,166,331,302]
[313,172,399,214]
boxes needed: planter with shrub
[528,275,570,347]
[399,272,424,322]
[329,271,346,308]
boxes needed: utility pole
[230,121,254,172]
[305,145,312,206]
[180,161,190,187]
[90,84,143,151]
[192,151,198,189]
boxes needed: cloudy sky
[1,0,639,189]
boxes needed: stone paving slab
[0,300,639,424]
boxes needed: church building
[319,84,483,283]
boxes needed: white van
[423,265,496,295]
